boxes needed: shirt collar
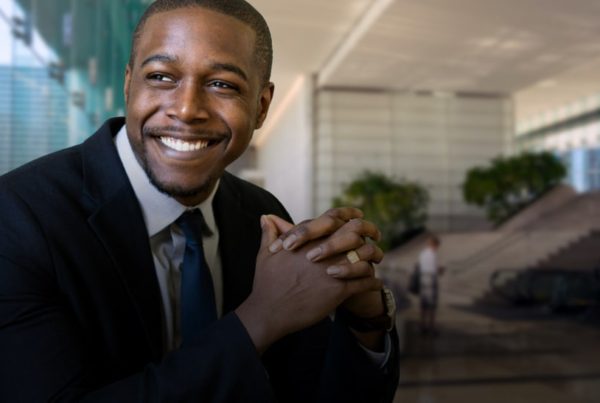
[115,124,219,238]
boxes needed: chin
[149,167,218,202]
[139,143,224,202]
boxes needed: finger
[276,207,365,252]
[267,214,294,234]
[334,218,381,242]
[326,261,374,280]
[342,277,383,298]
[266,215,294,253]
[323,207,364,222]
[306,222,383,262]
[325,243,384,279]
[306,231,364,262]
[260,215,279,253]
[357,242,384,264]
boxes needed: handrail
[447,231,526,274]
[448,193,600,274]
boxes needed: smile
[159,136,210,152]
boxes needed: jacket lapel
[214,173,261,314]
[81,118,164,360]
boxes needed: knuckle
[325,208,342,218]
[362,243,376,256]
[348,218,364,231]
[356,261,370,273]
[317,241,331,256]
[350,207,364,218]
[323,216,339,233]
[348,232,364,246]
[372,253,384,264]
[293,225,309,239]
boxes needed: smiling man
[124,2,271,207]
[0,1,399,402]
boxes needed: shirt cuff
[358,333,392,369]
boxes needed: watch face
[382,288,396,332]
[383,288,396,315]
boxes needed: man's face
[124,7,273,205]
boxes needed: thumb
[260,215,278,249]
[267,214,294,235]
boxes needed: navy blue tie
[177,209,217,346]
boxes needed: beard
[144,159,212,200]
[132,125,227,201]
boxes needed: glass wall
[0,0,148,175]
[516,96,600,193]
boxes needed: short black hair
[428,234,441,247]
[129,0,273,84]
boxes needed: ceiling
[251,0,600,125]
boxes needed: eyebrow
[141,54,178,68]
[209,62,248,82]
[140,54,248,82]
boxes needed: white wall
[257,85,513,231]
[315,90,513,231]
[256,76,314,223]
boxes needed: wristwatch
[337,288,396,332]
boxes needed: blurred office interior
[1,0,600,402]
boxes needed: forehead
[135,7,257,73]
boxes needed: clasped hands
[235,207,386,354]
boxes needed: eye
[209,80,239,92]
[147,73,175,83]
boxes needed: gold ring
[346,250,360,264]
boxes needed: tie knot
[177,209,213,243]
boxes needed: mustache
[143,125,229,138]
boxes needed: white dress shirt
[115,126,222,351]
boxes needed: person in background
[418,234,443,334]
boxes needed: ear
[255,82,274,129]
[124,65,132,104]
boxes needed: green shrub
[463,152,566,225]
[333,171,429,250]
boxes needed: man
[418,234,443,334]
[0,0,398,402]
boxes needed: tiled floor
[392,303,600,403]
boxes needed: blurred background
[2,0,600,402]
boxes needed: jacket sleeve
[263,316,399,403]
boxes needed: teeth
[160,137,209,152]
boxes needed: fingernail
[269,239,283,253]
[260,215,267,229]
[306,246,322,261]
[283,234,298,250]
[326,266,342,276]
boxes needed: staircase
[382,187,600,307]
[532,230,600,270]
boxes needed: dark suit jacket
[0,118,399,402]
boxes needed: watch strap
[336,288,396,332]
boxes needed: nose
[167,80,209,123]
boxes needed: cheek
[224,103,257,137]
[128,81,162,119]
